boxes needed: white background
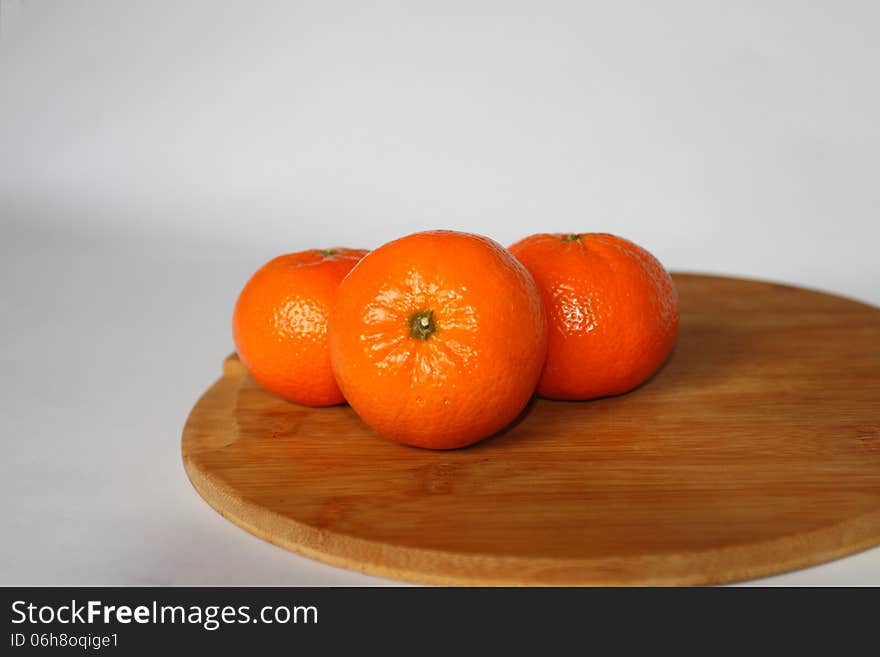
[1,1,878,585]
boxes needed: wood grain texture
[181,274,880,586]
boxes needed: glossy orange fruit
[233,248,368,406]
[328,230,547,449]
[508,233,678,400]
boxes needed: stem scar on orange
[232,248,368,406]
[328,230,548,450]
[509,232,679,401]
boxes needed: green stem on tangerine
[562,233,580,242]
[409,309,437,340]
[317,249,338,256]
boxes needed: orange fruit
[233,248,368,406]
[328,230,547,449]
[508,232,678,400]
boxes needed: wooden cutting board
[181,273,880,586]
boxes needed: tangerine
[233,248,368,406]
[328,230,547,449]
[508,232,678,400]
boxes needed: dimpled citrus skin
[508,233,679,401]
[233,248,368,406]
[328,230,547,450]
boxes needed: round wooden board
[182,274,880,586]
